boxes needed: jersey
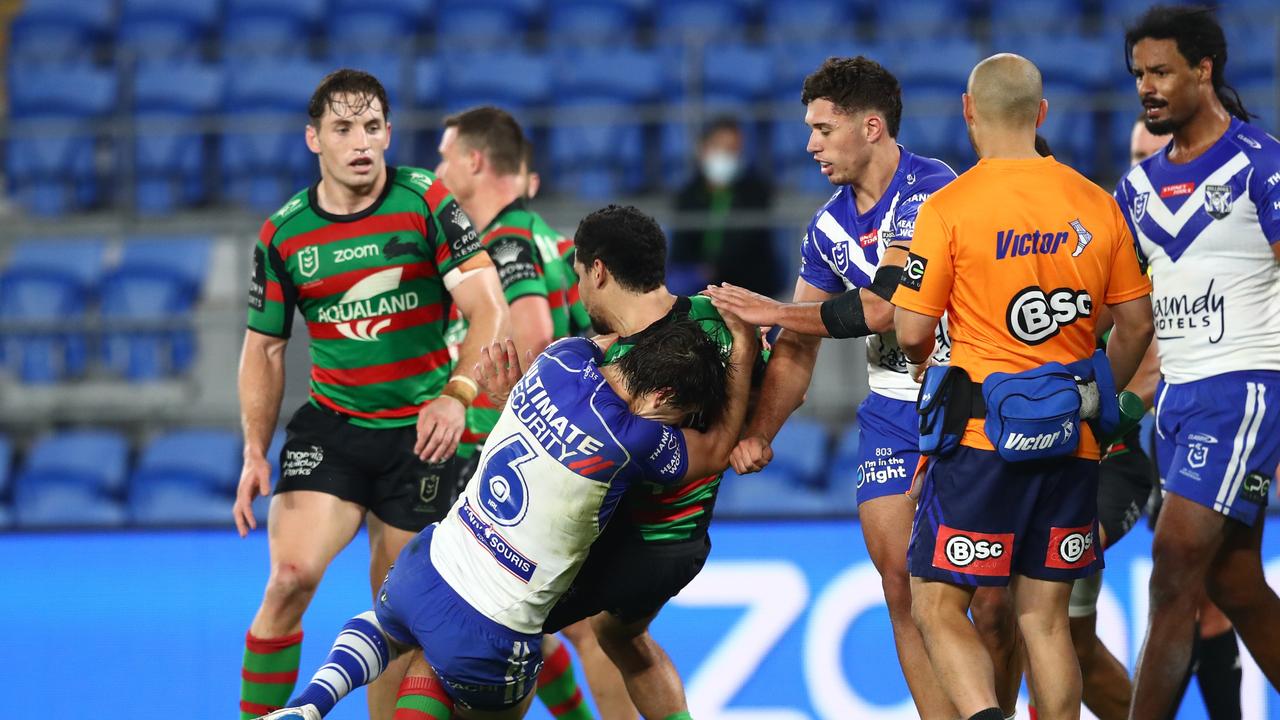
[892,155,1151,459]
[430,337,689,634]
[247,166,483,429]
[530,214,588,338]
[447,200,575,459]
[554,235,592,335]
[1114,118,1280,384]
[800,147,957,401]
[602,295,761,543]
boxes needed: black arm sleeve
[867,265,903,301]
[820,290,873,339]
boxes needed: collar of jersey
[308,165,397,223]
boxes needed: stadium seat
[133,62,225,213]
[875,0,968,39]
[7,65,119,215]
[898,88,969,168]
[1226,23,1280,84]
[129,429,241,525]
[14,430,131,498]
[14,485,130,528]
[0,434,12,499]
[0,238,104,382]
[703,43,775,103]
[224,0,326,57]
[655,0,746,40]
[546,1,639,42]
[441,52,552,111]
[716,468,840,517]
[328,0,433,46]
[763,416,830,488]
[9,0,114,64]
[118,0,221,62]
[435,0,531,49]
[987,0,1084,34]
[893,38,982,92]
[763,0,856,41]
[412,57,444,111]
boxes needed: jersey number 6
[479,435,536,526]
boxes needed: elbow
[864,297,895,334]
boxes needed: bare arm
[894,306,940,367]
[1106,295,1155,392]
[233,330,287,536]
[509,295,555,360]
[1124,337,1161,409]
[743,278,835,442]
[680,312,759,480]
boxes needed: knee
[263,560,324,609]
[1206,572,1259,618]
[880,564,913,620]
[971,589,1016,647]
[1148,537,1207,609]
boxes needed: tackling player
[258,311,758,720]
[703,57,1025,718]
[232,70,509,719]
[893,54,1153,720]
[1114,6,1280,717]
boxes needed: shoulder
[544,336,604,368]
[389,165,440,196]
[1230,123,1280,187]
[905,150,960,189]
[260,189,310,245]
[807,186,851,234]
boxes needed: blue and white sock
[287,611,394,717]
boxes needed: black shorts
[1097,433,1155,547]
[542,520,710,634]
[274,402,459,532]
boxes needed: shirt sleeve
[1248,151,1280,244]
[422,180,484,276]
[1113,178,1149,272]
[543,336,603,367]
[246,221,297,338]
[889,200,953,318]
[621,418,688,485]
[1104,201,1154,305]
[486,232,547,303]
[886,178,948,247]
[798,224,845,293]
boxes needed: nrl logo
[1204,184,1234,220]
[1132,192,1149,223]
[831,239,850,273]
[298,246,320,278]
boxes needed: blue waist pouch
[982,363,1081,462]
[917,365,977,457]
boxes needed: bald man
[892,55,1153,720]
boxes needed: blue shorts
[854,392,919,505]
[1155,370,1280,526]
[908,446,1103,586]
[375,525,543,711]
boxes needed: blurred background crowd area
[0,0,1275,529]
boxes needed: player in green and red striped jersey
[517,138,592,338]
[231,70,509,720]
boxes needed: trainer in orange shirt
[892,54,1153,720]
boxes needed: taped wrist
[868,265,903,301]
[820,290,873,339]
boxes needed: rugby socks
[394,676,454,720]
[240,629,303,719]
[288,612,392,717]
[968,709,1004,720]
[537,641,593,719]
[1196,629,1243,719]
[662,713,694,720]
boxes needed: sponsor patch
[1045,524,1096,569]
[1240,471,1271,505]
[1159,182,1195,198]
[900,253,927,291]
[440,199,482,259]
[1204,184,1234,220]
[298,245,320,278]
[459,500,536,583]
[249,246,267,311]
[1005,286,1092,345]
[282,444,324,477]
[932,524,1014,576]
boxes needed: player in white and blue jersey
[705,57,1019,719]
[1114,7,1280,717]
[258,316,756,720]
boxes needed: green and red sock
[394,676,454,720]
[537,641,594,719]
[240,630,303,719]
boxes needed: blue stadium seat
[119,0,221,62]
[893,38,982,91]
[547,1,638,42]
[412,57,444,110]
[716,468,839,517]
[435,1,530,49]
[7,65,119,215]
[329,0,433,45]
[130,429,241,525]
[9,0,114,64]
[14,485,129,528]
[703,43,774,102]
[326,52,406,111]
[0,239,104,382]
[898,88,968,168]
[221,59,328,210]
[987,0,1084,34]
[766,416,829,488]
[133,62,225,213]
[1226,23,1280,84]
[441,52,552,111]
[554,47,665,103]
[0,434,12,499]
[224,0,326,57]
[15,430,131,498]
[655,0,746,39]
[830,423,862,475]
[763,0,855,40]
[876,0,968,39]
[992,34,1111,92]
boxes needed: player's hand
[717,307,763,352]
[730,435,773,475]
[233,453,272,537]
[907,355,937,383]
[415,395,465,463]
[703,283,783,328]
[474,338,528,407]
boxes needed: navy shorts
[908,446,1103,586]
[1155,371,1280,526]
[375,526,543,711]
[854,392,919,505]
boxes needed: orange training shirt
[892,156,1151,459]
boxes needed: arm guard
[820,290,873,339]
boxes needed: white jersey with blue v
[1115,118,1280,526]
[800,146,956,401]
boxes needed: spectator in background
[671,116,778,296]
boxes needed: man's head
[436,105,526,203]
[573,205,668,334]
[963,53,1047,157]
[613,315,728,425]
[305,69,391,193]
[801,56,902,185]
[698,116,744,188]
[1131,117,1173,165]
[1125,4,1250,136]
[516,137,541,200]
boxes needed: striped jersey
[800,146,956,402]
[604,295,763,543]
[431,337,688,634]
[247,166,482,428]
[1114,118,1280,384]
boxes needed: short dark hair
[614,315,729,423]
[700,115,741,143]
[443,106,526,175]
[1124,4,1252,121]
[573,205,667,293]
[308,69,389,127]
[801,56,903,137]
